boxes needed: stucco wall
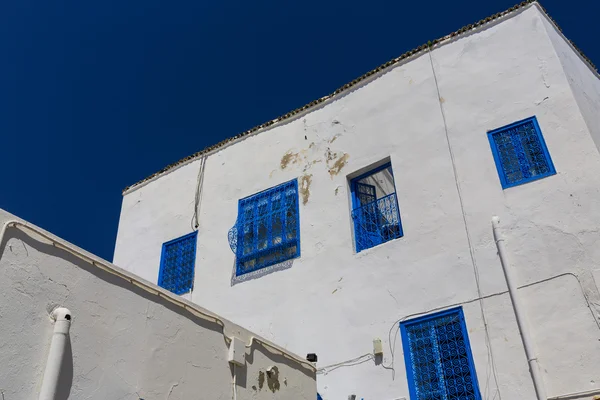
[114,4,600,399]
[0,209,316,400]
[540,15,600,154]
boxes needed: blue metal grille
[352,193,402,252]
[401,308,481,400]
[158,231,198,295]
[228,179,300,276]
[488,116,556,188]
[350,163,403,252]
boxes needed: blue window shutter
[400,307,481,400]
[228,179,300,276]
[158,231,198,295]
[488,116,556,189]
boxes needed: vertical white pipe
[492,217,545,400]
[39,307,72,400]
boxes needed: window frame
[235,179,301,276]
[158,231,198,295]
[487,116,556,189]
[400,307,481,400]
[349,162,394,209]
[349,162,403,252]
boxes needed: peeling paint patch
[325,148,338,162]
[258,371,265,390]
[329,133,341,143]
[328,153,350,178]
[439,96,445,103]
[280,151,301,169]
[266,366,280,392]
[334,185,342,196]
[300,174,313,205]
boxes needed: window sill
[354,234,404,256]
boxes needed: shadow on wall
[56,337,73,400]
[230,259,294,286]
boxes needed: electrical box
[228,337,245,366]
[373,338,383,356]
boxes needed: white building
[0,208,316,399]
[113,2,600,399]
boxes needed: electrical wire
[191,155,207,230]
[379,271,599,396]
[427,44,501,400]
[317,354,374,375]
[310,270,600,386]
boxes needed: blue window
[158,231,198,295]
[231,179,300,276]
[488,116,556,189]
[350,162,403,252]
[401,307,481,400]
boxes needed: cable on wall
[427,44,502,400]
[317,271,600,396]
[317,354,374,375]
[191,155,207,230]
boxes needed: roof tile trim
[123,0,596,194]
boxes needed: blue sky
[0,0,597,261]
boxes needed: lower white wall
[0,209,316,400]
[307,270,600,400]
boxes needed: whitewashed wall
[540,14,600,153]
[114,4,600,399]
[0,209,316,400]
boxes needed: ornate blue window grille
[350,162,403,252]
[158,231,198,295]
[228,179,300,276]
[400,307,481,400]
[488,116,556,189]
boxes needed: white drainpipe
[492,216,545,400]
[39,307,72,400]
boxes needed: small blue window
[158,231,198,295]
[350,162,403,252]
[400,307,481,400]
[488,116,556,189]
[230,179,300,276]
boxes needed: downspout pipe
[492,217,545,400]
[39,307,72,400]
